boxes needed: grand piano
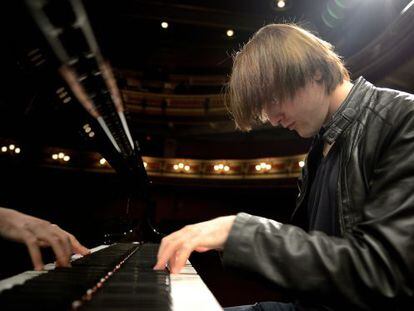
[0,0,222,309]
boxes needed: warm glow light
[52,154,58,160]
[58,152,64,159]
[260,162,266,168]
[299,161,305,168]
[255,165,261,171]
[15,148,21,154]
[63,155,70,162]
[226,29,234,37]
[99,158,106,165]
[277,0,286,8]
[214,165,219,171]
[173,164,179,170]
[266,164,272,170]
[161,21,169,29]
[1,146,7,152]
[144,161,148,168]
[89,132,95,138]
[178,163,184,169]
[224,165,230,172]
[184,165,190,171]
[9,144,15,151]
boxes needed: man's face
[262,80,331,138]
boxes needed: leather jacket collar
[322,77,365,144]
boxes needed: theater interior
[0,0,414,307]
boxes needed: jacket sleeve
[222,108,414,310]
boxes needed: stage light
[52,154,58,160]
[402,0,414,15]
[63,155,70,162]
[15,148,21,154]
[226,29,234,37]
[299,161,305,168]
[184,165,190,171]
[1,146,7,152]
[99,158,106,165]
[9,144,15,151]
[58,152,64,159]
[277,0,286,8]
[161,21,169,29]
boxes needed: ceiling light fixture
[226,29,234,37]
[277,0,286,8]
[161,21,169,29]
[256,162,272,172]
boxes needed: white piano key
[171,261,223,311]
[0,245,223,310]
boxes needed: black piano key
[0,243,171,311]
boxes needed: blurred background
[0,0,413,306]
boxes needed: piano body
[0,0,223,309]
[0,244,222,310]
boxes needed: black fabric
[306,138,340,237]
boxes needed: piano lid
[24,0,150,195]
[22,0,162,242]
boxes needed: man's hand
[0,207,90,270]
[154,215,236,274]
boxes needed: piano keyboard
[0,243,222,311]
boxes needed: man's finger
[154,235,184,270]
[54,229,73,261]
[38,231,70,267]
[168,250,178,272]
[24,235,43,271]
[68,233,90,255]
[195,246,210,252]
[170,241,197,274]
[26,223,66,267]
[49,225,72,260]
[156,229,183,261]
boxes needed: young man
[154,24,414,310]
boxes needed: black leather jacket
[223,77,414,310]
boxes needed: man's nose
[268,114,284,127]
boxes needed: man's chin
[297,128,318,138]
